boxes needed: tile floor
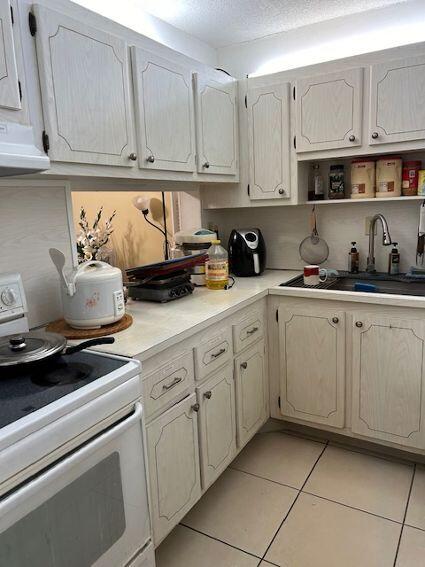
[156,430,425,567]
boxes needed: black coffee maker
[228,228,266,277]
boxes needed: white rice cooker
[50,249,125,329]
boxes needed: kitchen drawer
[194,327,233,381]
[232,309,264,354]
[143,351,194,420]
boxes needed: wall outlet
[365,216,378,236]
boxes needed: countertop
[88,270,298,360]
[82,269,425,361]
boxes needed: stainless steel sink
[281,272,425,297]
[328,277,425,296]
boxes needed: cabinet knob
[355,321,363,328]
[371,132,379,139]
[147,155,155,163]
[203,161,210,169]
[278,188,285,195]
[332,317,339,324]
[191,403,200,412]
[129,152,137,161]
[240,362,248,370]
[204,391,212,400]
[349,135,355,142]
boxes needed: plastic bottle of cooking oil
[205,239,229,290]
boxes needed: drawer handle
[204,391,212,400]
[355,321,363,328]
[332,317,339,324]
[240,362,248,369]
[246,326,259,336]
[211,347,226,359]
[191,403,200,412]
[162,376,183,391]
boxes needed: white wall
[218,0,425,77]
[203,200,421,275]
[71,0,217,66]
[0,181,75,328]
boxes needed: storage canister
[351,159,375,199]
[402,161,422,196]
[329,164,345,199]
[376,156,402,198]
[418,170,425,196]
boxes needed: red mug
[304,265,327,286]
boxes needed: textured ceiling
[139,0,410,48]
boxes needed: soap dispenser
[388,242,400,275]
[348,242,359,273]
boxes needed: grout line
[259,440,330,562]
[393,464,417,567]
[301,490,403,525]
[229,465,301,491]
[179,522,263,561]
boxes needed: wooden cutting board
[46,313,133,339]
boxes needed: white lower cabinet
[146,394,201,545]
[196,365,236,489]
[351,313,425,449]
[278,305,345,428]
[234,340,268,448]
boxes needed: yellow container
[205,239,229,290]
[418,170,425,196]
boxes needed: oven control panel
[0,273,29,336]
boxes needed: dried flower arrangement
[76,206,116,263]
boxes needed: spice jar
[402,161,421,196]
[351,159,375,199]
[376,156,402,198]
[418,170,425,196]
[329,165,345,199]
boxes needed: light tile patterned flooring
[156,430,425,567]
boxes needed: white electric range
[0,273,154,567]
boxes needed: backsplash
[203,200,421,274]
[0,181,75,328]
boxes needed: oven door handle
[0,403,143,515]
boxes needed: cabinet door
[279,306,345,428]
[296,68,363,152]
[351,314,425,449]
[193,72,238,175]
[33,5,134,166]
[234,340,268,448]
[146,394,201,545]
[369,55,425,145]
[0,0,21,110]
[132,48,195,172]
[197,365,236,489]
[247,83,290,200]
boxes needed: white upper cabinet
[132,48,196,172]
[296,68,363,152]
[33,5,134,166]
[369,55,425,145]
[0,0,21,111]
[351,313,425,449]
[193,71,238,175]
[247,83,290,200]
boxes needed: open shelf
[297,150,425,205]
[301,195,425,205]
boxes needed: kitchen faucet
[366,214,392,273]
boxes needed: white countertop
[89,270,298,360]
[84,269,425,361]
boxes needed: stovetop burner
[0,351,128,429]
[31,361,92,386]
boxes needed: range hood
[0,121,50,176]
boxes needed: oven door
[0,403,151,567]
